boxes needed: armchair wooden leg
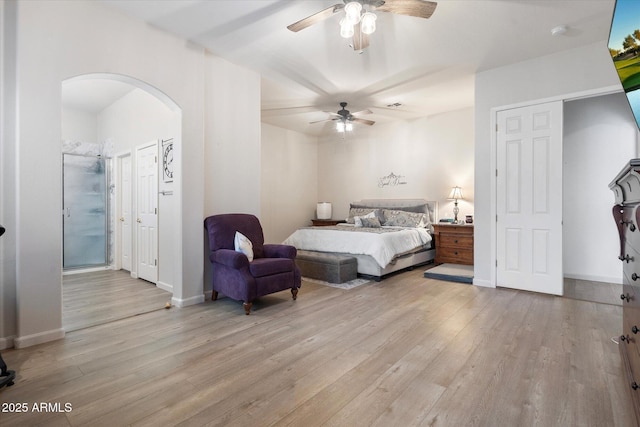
[291,288,298,300]
[212,291,218,301]
[243,302,252,315]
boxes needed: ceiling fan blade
[352,117,375,126]
[352,23,370,51]
[375,0,437,19]
[351,109,373,115]
[309,113,340,125]
[287,4,345,32]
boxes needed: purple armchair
[204,214,301,315]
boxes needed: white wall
[98,88,174,153]
[474,41,623,288]
[317,108,475,222]
[261,123,318,243]
[98,88,178,290]
[62,108,97,143]
[563,92,637,283]
[4,0,208,348]
[204,55,262,217]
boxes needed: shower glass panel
[63,154,109,269]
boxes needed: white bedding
[283,225,432,268]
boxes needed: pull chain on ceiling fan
[287,0,437,51]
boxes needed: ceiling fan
[287,0,437,51]
[311,102,375,132]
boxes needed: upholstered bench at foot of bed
[295,250,357,284]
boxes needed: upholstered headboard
[350,199,438,225]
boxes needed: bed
[283,199,438,280]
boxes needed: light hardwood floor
[63,270,171,332]
[564,277,623,307]
[1,269,635,426]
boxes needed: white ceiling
[98,0,615,135]
[62,79,136,114]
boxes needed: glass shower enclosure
[63,153,110,270]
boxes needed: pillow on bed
[346,208,384,224]
[383,209,429,228]
[353,211,375,227]
[351,202,427,214]
[360,217,382,228]
[354,211,378,227]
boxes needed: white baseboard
[564,273,623,285]
[171,294,205,308]
[0,335,15,350]
[473,278,495,288]
[14,328,65,349]
[156,281,173,293]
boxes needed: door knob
[136,218,142,223]
[120,217,125,222]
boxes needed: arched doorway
[61,73,182,331]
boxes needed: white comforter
[283,225,432,268]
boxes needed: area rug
[423,263,474,284]
[302,276,372,290]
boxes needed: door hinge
[496,169,498,177]
[155,156,157,163]
[155,208,157,215]
[496,259,498,267]
[496,123,498,132]
[154,259,157,266]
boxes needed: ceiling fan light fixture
[344,2,363,25]
[336,121,345,132]
[339,18,355,38]
[345,122,354,132]
[361,12,377,35]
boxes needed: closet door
[496,101,563,295]
[136,141,158,283]
[117,152,132,272]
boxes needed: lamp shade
[448,186,463,200]
[317,202,332,219]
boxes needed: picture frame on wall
[161,138,174,183]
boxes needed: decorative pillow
[383,209,429,228]
[234,231,254,261]
[351,203,427,214]
[353,211,376,227]
[346,208,384,224]
[360,217,382,228]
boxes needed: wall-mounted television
[608,0,640,130]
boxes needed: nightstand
[311,219,346,226]
[433,224,474,265]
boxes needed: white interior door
[118,153,132,272]
[136,142,158,283]
[496,101,563,295]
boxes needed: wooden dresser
[610,158,640,424]
[433,224,474,265]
